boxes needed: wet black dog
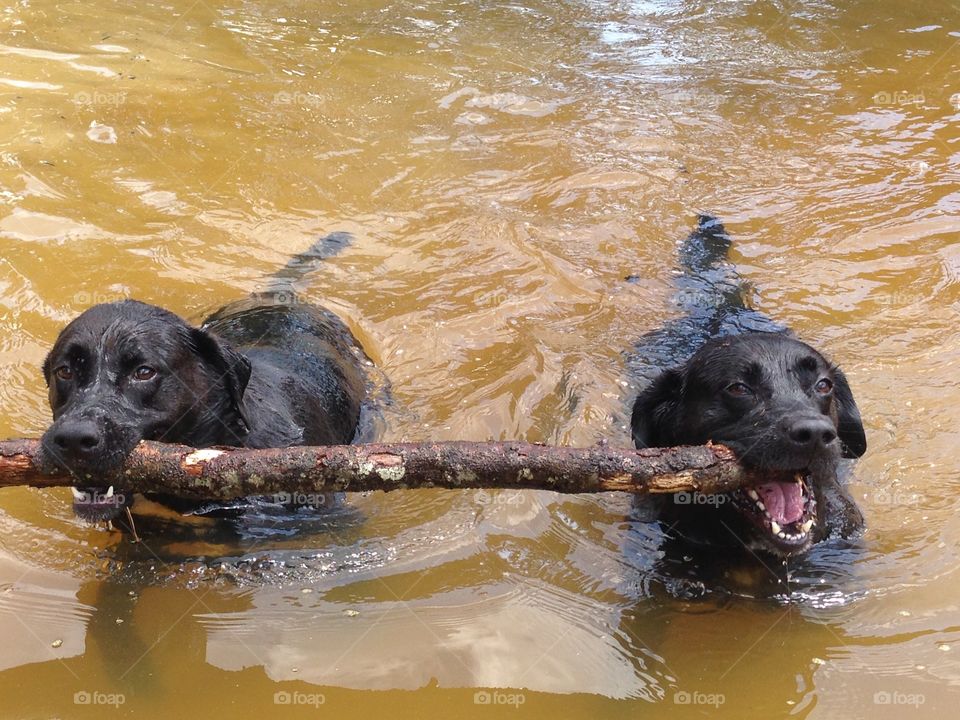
[629,216,866,558]
[37,234,374,525]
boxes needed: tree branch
[0,439,747,498]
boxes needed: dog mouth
[730,471,817,553]
[70,485,129,523]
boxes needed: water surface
[1,0,959,717]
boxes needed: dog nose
[52,422,102,456]
[786,417,837,450]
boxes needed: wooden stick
[0,439,747,498]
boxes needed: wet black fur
[38,233,370,522]
[628,216,867,558]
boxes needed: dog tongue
[756,480,804,525]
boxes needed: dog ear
[631,369,684,449]
[832,368,866,458]
[41,352,52,387]
[189,328,252,437]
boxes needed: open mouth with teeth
[70,485,128,523]
[729,471,817,553]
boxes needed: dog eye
[54,366,74,381]
[725,382,752,397]
[815,378,833,394]
[133,366,157,381]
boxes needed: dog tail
[677,214,732,273]
[264,232,352,291]
[670,214,750,318]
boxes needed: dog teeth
[770,521,782,535]
[745,489,767,512]
[801,519,814,533]
[106,486,114,498]
[70,487,84,501]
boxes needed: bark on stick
[0,439,747,498]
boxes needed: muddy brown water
[1,1,959,718]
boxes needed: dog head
[631,332,866,557]
[38,300,251,521]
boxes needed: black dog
[37,234,374,526]
[629,216,866,558]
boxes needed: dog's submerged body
[38,235,374,523]
[628,216,866,560]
